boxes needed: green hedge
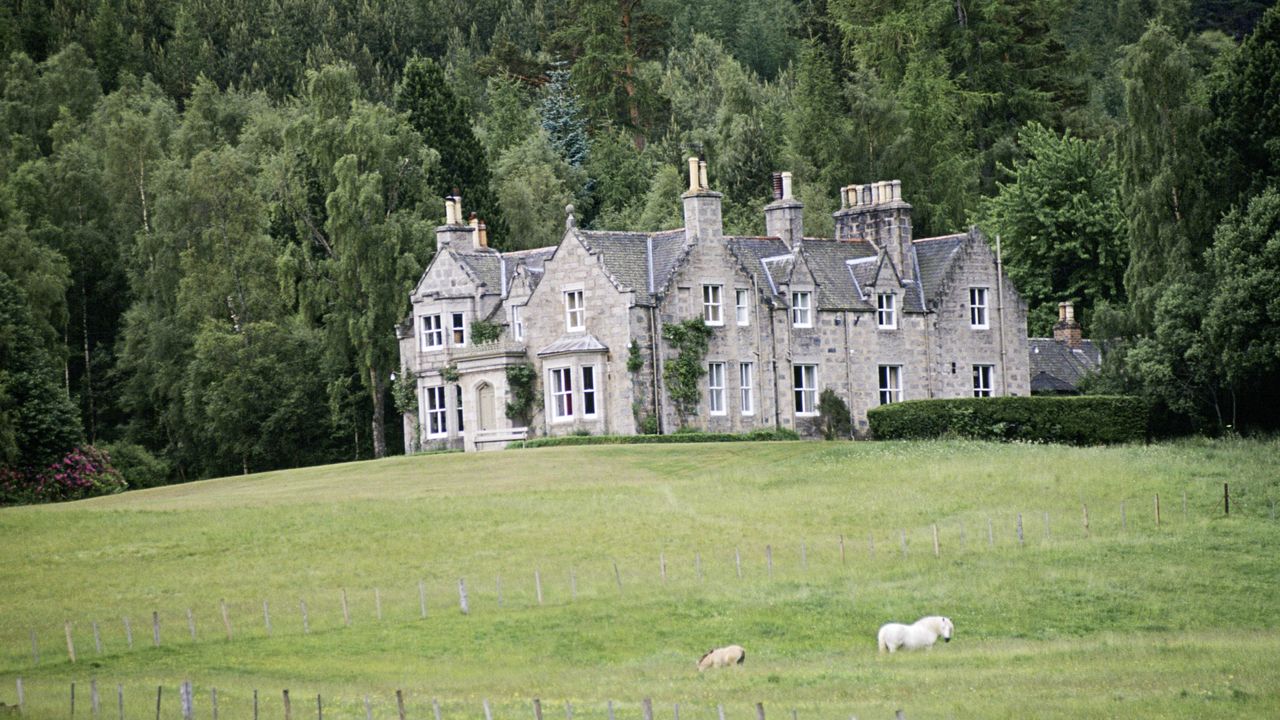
[866,396,1149,445]
[516,428,801,449]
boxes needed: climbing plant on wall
[661,318,713,427]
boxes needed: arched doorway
[476,382,495,431]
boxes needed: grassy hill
[3,439,1279,719]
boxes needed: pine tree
[540,67,590,169]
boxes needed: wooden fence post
[316,694,322,720]
[535,569,544,605]
[1155,494,1161,527]
[284,689,292,720]
[180,681,191,720]
[151,612,160,647]
[534,698,544,720]
[571,568,578,599]
[735,548,742,578]
[1121,501,1127,530]
[341,589,350,627]
[458,578,470,615]
[395,691,405,720]
[154,686,161,720]
[91,679,99,718]
[65,621,77,663]
[608,701,615,720]
[222,599,233,639]
[642,698,653,720]
[375,588,383,621]
[717,705,725,720]
[766,545,773,578]
[71,682,75,718]
[419,581,427,619]
[17,678,24,713]
[264,600,272,635]
[433,697,442,720]
[484,698,493,720]
[212,688,219,720]
[1016,513,1024,547]
[364,696,372,720]
[660,553,667,584]
[1224,482,1230,516]
[118,684,124,720]
[801,541,807,570]
[839,534,846,564]
[1083,504,1090,537]
[93,621,102,654]
[30,629,38,663]
[987,517,994,548]
[755,702,766,720]
[254,690,259,720]
[932,524,940,558]
[614,562,624,593]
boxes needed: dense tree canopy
[1,0,1277,500]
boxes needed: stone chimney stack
[1054,301,1083,348]
[682,156,723,243]
[832,179,913,282]
[764,171,804,248]
[436,195,475,251]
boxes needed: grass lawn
[2,439,1279,718]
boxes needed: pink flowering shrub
[0,445,127,505]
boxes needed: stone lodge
[396,159,1030,451]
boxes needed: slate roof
[1028,337,1102,392]
[453,250,502,291]
[578,229,688,303]
[537,333,609,357]
[913,234,967,308]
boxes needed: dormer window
[703,284,723,325]
[877,293,897,329]
[791,291,812,328]
[564,289,584,331]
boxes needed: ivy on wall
[661,318,713,427]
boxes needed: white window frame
[512,305,524,341]
[581,366,598,418]
[420,314,443,351]
[736,289,750,326]
[878,365,902,405]
[970,287,989,329]
[793,364,817,415]
[550,367,574,420]
[739,362,754,415]
[425,385,447,437]
[564,290,585,332]
[877,292,897,329]
[973,364,994,397]
[451,312,466,346]
[791,291,812,328]
[455,384,464,431]
[707,362,726,415]
[703,285,724,326]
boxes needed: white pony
[877,616,953,653]
[697,644,746,671]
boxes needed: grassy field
[2,439,1279,719]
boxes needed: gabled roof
[577,229,688,304]
[1029,337,1102,391]
[537,333,609,357]
[913,233,968,308]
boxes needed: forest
[1,0,1278,501]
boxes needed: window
[564,290,584,331]
[420,314,443,351]
[736,289,750,326]
[877,293,896,329]
[793,364,817,415]
[973,364,994,397]
[969,287,989,328]
[512,305,524,341]
[550,367,574,419]
[878,365,902,405]
[451,312,466,345]
[703,285,723,325]
[739,362,754,415]
[455,385,464,431]
[791,291,812,327]
[708,362,726,414]
[582,366,597,417]
[425,386,447,437]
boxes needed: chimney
[436,195,474,251]
[1054,301,1083,349]
[764,170,804,249]
[682,156,723,243]
[832,178,913,281]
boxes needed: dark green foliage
[520,427,801,448]
[817,389,853,440]
[867,396,1150,445]
[661,318,713,426]
[627,339,645,373]
[470,320,503,345]
[100,441,171,489]
[540,68,590,169]
[505,363,539,425]
[1208,5,1280,205]
[396,57,506,246]
[977,123,1127,335]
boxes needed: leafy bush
[517,428,800,448]
[101,441,171,489]
[470,320,503,344]
[866,396,1149,445]
[0,445,127,505]
[818,389,853,439]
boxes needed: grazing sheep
[877,616,953,653]
[697,644,746,671]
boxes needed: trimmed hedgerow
[866,396,1149,445]
[516,428,801,449]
